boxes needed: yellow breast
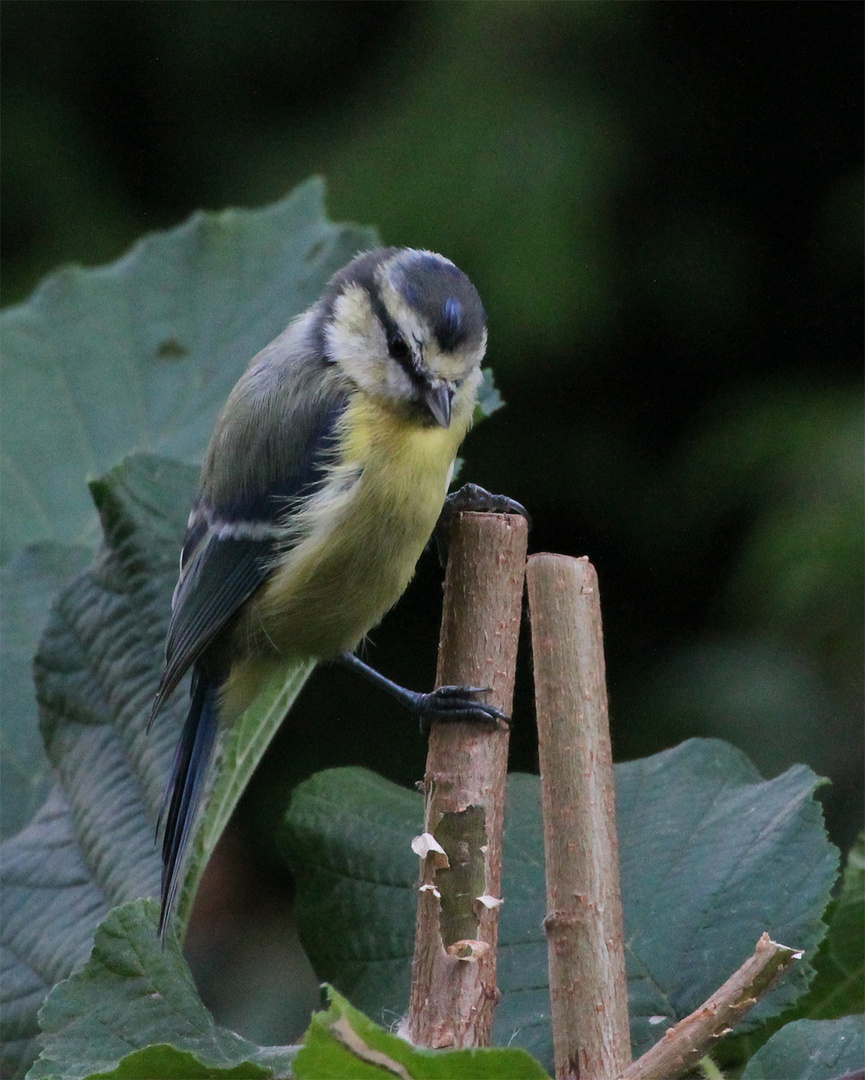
[238,392,470,661]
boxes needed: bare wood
[619,934,802,1080]
[526,553,631,1080]
[407,511,528,1049]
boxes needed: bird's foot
[408,683,509,735]
[337,652,509,734]
[434,483,530,566]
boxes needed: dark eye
[388,333,411,362]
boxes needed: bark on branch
[407,510,528,1049]
[618,933,802,1080]
[527,553,631,1080]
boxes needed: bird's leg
[339,485,528,733]
[337,651,508,735]
[433,482,530,567]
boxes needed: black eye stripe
[366,288,401,350]
[365,288,427,385]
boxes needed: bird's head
[321,247,487,428]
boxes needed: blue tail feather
[157,667,220,938]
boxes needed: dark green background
[3,0,861,1048]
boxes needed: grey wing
[151,384,348,720]
[151,527,277,717]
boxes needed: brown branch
[526,554,631,1080]
[618,933,802,1080]
[407,510,528,1049]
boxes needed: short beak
[423,382,453,428]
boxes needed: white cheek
[325,317,386,392]
[384,361,416,402]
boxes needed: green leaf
[0,543,91,839]
[803,830,865,1019]
[175,658,315,931]
[718,830,865,1073]
[0,456,313,1078]
[280,769,419,1014]
[776,830,865,1024]
[1,456,191,1078]
[280,741,839,1075]
[294,986,550,1079]
[26,899,298,1080]
[1,186,381,1075]
[474,367,504,422]
[740,1016,864,1080]
[0,177,376,565]
[611,742,836,1045]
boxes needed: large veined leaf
[0,456,313,1079]
[27,900,299,1080]
[720,829,865,1070]
[740,1015,864,1080]
[0,543,92,840]
[0,177,377,565]
[1,186,375,1076]
[0,457,190,1078]
[28,903,549,1080]
[280,744,839,1075]
[798,829,864,1020]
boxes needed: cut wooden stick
[527,553,631,1080]
[407,510,528,1049]
[618,934,802,1080]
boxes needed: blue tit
[152,247,514,936]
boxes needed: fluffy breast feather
[234,387,473,661]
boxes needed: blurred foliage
[2,0,861,1051]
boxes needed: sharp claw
[416,684,511,734]
[434,484,530,567]
[443,483,531,523]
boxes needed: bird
[151,246,521,936]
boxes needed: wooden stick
[526,554,631,1080]
[407,511,528,1049]
[618,934,801,1080]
